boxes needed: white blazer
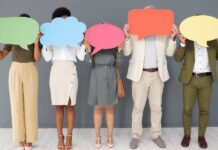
[123,35,176,82]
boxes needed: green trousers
[183,75,213,136]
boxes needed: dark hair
[52,7,71,19]
[19,13,30,18]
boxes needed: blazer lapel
[207,41,214,63]
[187,40,195,62]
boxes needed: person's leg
[23,64,38,147]
[148,72,165,148]
[197,76,212,137]
[131,72,149,139]
[130,72,149,149]
[9,63,25,148]
[181,77,197,147]
[148,72,163,139]
[183,81,197,136]
[94,106,104,148]
[196,76,213,149]
[56,105,65,149]
[65,99,75,149]
[105,105,115,147]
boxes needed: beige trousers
[9,62,38,143]
[132,71,164,139]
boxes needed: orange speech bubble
[128,9,174,40]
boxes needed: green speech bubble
[0,17,39,50]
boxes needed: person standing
[42,7,87,150]
[0,14,41,150]
[84,39,124,149]
[123,5,178,149]
[175,32,218,149]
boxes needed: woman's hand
[170,24,179,40]
[34,33,42,45]
[118,42,124,53]
[123,24,130,38]
[83,38,91,53]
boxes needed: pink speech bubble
[85,24,125,55]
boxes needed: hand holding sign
[128,9,174,40]
[180,15,218,47]
[0,17,39,50]
[40,16,86,48]
[85,24,125,55]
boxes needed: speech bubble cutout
[0,17,39,50]
[128,9,174,40]
[40,16,87,48]
[85,24,125,55]
[180,15,218,47]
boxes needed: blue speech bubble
[40,16,87,47]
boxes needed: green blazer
[174,40,218,84]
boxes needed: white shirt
[180,42,211,73]
[143,36,158,69]
[42,45,86,62]
[193,42,211,73]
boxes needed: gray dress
[86,48,119,107]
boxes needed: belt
[95,64,114,68]
[143,68,158,72]
[192,72,212,77]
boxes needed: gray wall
[0,0,218,128]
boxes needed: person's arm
[174,32,187,62]
[216,40,218,61]
[0,49,9,60]
[123,24,133,56]
[83,39,94,65]
[0,45,12,60]
[116,42,124,65]
[165,24,178,56]
[85,51,94,65]
[34,33,42,62]
[175,44,186,62]
[42,46,53,62]
[76,44,86,61]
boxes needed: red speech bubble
[85,24,125,55]
[128,9,174,40]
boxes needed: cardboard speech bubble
[180,15,218,47]
[128,9,174,40]
[40,16,87,48]
[0,17,39,50]
[85,24,125,55]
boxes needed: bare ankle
[66,134,72,145]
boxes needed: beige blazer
[123,35,176,82]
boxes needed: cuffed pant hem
[151,133,161,139]
[132,133,140,139]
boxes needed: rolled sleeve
[42,46,53,62]
[76,45,86,61]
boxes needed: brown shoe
[198,136,208,149]
[181,135,191,147]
